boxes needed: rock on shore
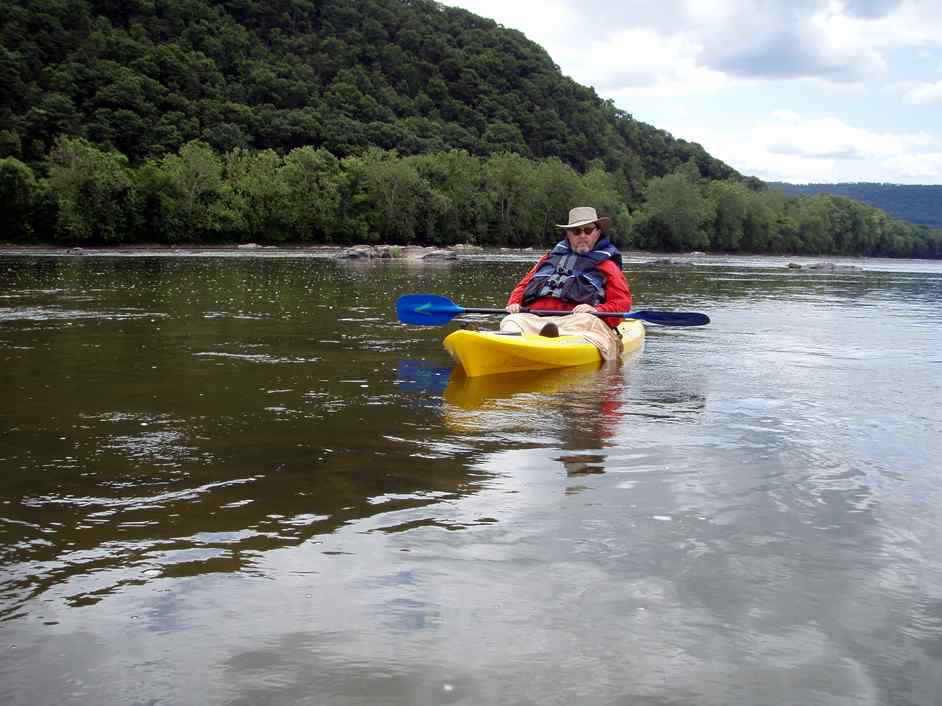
[787,262,863,271]
[334,245,458,260]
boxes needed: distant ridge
[768,182,942,228]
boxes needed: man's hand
[572,304,597,314]
[506,303,522,313]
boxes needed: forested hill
[3,0,940,258]
[0,0,739,186]
[769,183,942,228]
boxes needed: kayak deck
[443,319,645,377]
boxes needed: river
[1,249,940,705]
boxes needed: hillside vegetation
[770,183,942,229]
[1,0,734,184]
[1,0,940,257]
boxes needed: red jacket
[507,255,632,329]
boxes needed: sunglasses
[568,226,597,235]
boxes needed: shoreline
[1,243,937,270]
[0,242,664,259]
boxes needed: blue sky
[445,0,942,184]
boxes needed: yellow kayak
[443,319,645,377]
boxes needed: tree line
[769,182,942,229]
[2,137,939,258]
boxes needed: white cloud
[882,151,942,180]
[771,110,803,123]
[898,80,942,104]
[690,2,887,82]
[445,0,574,45]
[756,115,931,159]
[841,0,905,19]
[856,0,942,47]
[447,0,936,90]
[675,113,942,183]
[444,0,942,182]
[557,29,728,97]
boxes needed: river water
[1,250,941,705]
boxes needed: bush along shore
[2,138,940,258]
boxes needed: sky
[444,0,942,184]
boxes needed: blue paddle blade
[628,310,710,326]
[396,294,464,326]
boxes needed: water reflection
[394,359,451,394]
[442,362,605,411]
[0,257,495,622]
[441,354,677,492]
[2,254,942,705]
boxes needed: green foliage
[281,145,341,241]
[770,182,942,228]
[136,140,231,241]
[360,150,430,244]
[0,130,23,159]
[2,0,741,189]
[484,152,539,245]
[526,157,584,244]
[225,148,290,240]
[579,161,632,245]
[46,136,135,242]
[0,157,43,240]
[405,150,491,244]
[3,138,938,257]
[707,180,749,251]
[636,170,714,251]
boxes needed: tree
[144,140,235,242]
[708,181,749,251]
[281,146,342,241]
[484,152,538,245]
[361,151,431,243]
[406,150,491,244]
[740,190,776,253]
[579,160,631,245]
[482,121,529,156]
[224,148,290,241]
[24,93,82,159]
[0,130,22,159]
[46,136,136,242]
[638,170,714,251]
[529,157,584,244]
[0,157,42,240]
[795,196,834,254]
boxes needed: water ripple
[0,307,168,322]
[22,476,261,511]
[194,351,321,364]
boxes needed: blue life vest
[521,237,623,306]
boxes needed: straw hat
[555,206,611,229]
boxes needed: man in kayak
[501,206,632,360]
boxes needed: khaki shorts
[499,312,623,361]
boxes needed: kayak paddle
[396,294,709,327]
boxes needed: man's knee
[499,315,525,334]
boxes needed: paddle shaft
[395,294,709,326]
[463,306,631,318]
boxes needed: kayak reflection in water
[501,206,632,361]
[557,365,627,480]
[443,362,631,481]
